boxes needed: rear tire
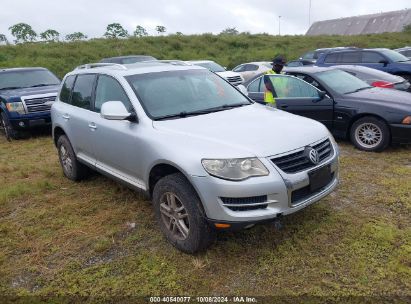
[57,135,90,181]
[153,173,215,253]
[350,116,390,152]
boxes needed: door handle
[280,105,288,109]
[88,122,97,130]
[62,114,70,120]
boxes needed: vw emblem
[307,147,320,165]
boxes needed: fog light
[19,121,25,127]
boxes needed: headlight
[6,102,25,115]
[328,133,339,155]
[202,158,269,181]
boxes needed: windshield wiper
[0,86,22,90]
[28,83,57,88]
[344,87,372,94]
[154,103,250,121]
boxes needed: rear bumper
[390,124,411,144]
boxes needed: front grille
[23,96,56,113]
[271,139,332,174]
[291,172,335,205]
[226,76,242,83]
[221,195,268,211]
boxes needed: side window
[71,74,96,110]
[246,64,259,71]
[94,75,133,112]
[362,52,385,63]
[247,77,262,92]
[59,75,75,103]
[341,52,361,63]
[268,76,320,98]
[233,65,245,72]
[324,53,340,63]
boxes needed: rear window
[324,53,340,63]
[59,75,76,103]
[340,52,361,63]
[71,74,96,110]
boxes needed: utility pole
[278,15,282,35]
[308,0,312,28]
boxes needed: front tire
[57,135,89,181]
[153,173,215,253]
[350,116,390,152]
[0,112,19,141]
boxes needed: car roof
[67,61,205,78]
[186,60,215,64]
[394,46,411,51]
[284,66,331,74]
[0,67,48,73]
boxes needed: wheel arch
[147,162,207,215]
[53,126,67,147]
[346,113,390,139]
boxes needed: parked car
[52,62,339,253]
[299,47,358,64]
[186,60,244,86]
[232,62,271,81]
[246,66,411,151]
[100,55,157,64]
[315,48,411,82]
[323,65,410,91]
[286,60,315,67]
[0,67,60,140]
[394,47,411,59]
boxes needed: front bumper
[390,124,411,144]
[190,140,339,224]
[9,113,51,130]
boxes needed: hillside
[0,32,410,78]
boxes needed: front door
[265,75,334,129]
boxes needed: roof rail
[75,63,128,70]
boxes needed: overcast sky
[1,0,410,39]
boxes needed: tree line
[0,22,242,45]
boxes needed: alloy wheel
[59,145,73,175]
[159,192,190,240]
[355,122,383,149]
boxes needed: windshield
[0,69,60,90]
[316,69,372,94]
[380,49,409,62]
[194,62,226,72]
[126,69,251,120]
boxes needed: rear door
[266,75,334,129]
[57,74,97,165]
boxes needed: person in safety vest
[263,56,286,106]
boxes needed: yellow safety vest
[264,69,276,105]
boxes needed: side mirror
[379,60,389,67]
[101,101,134,121]
[236,84,248,95]
[318,91,327,99]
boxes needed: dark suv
[316,48,411,81]
[0,68,60,140]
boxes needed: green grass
[1,32,411,78]
[0,133,410,301]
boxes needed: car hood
[346,87,411,107]
[152,104,329,158]
[0,85,60,100]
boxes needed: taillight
[371,81,394,88]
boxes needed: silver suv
[51,62,339,253]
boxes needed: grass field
[0,131,410,301]
[1,32,411,78]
